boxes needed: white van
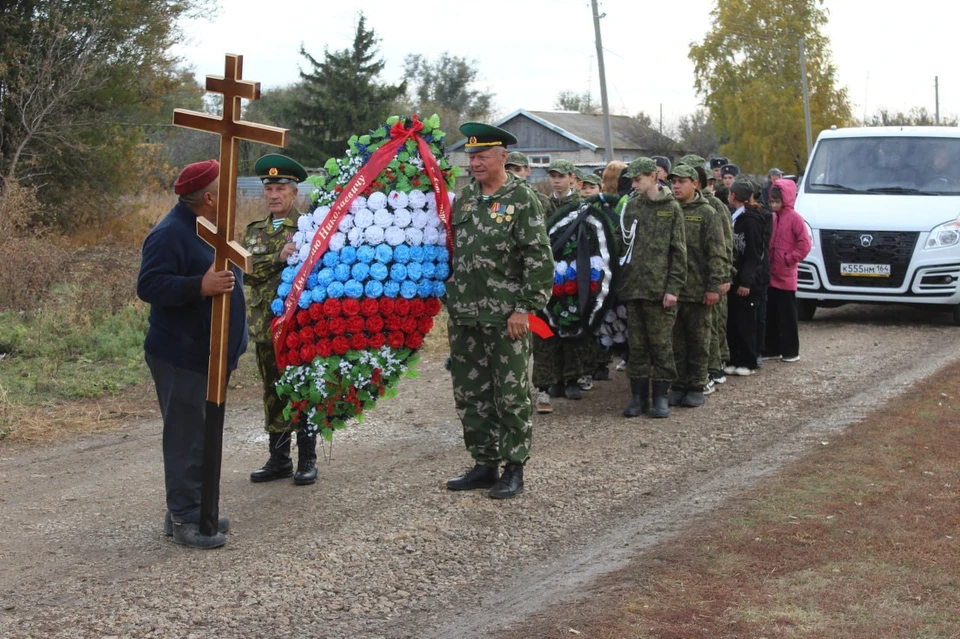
[795,126,960,323]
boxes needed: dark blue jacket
[137,202,248,374]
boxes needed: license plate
[840,263,891,277]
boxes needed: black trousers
[755,287,768,361]
[764,286,800,359]
[146,353,210,524]
[727,294,759,369]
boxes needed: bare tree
[676,108,721,159]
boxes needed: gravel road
[1,303,959,639]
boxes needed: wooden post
[172,53,289,536]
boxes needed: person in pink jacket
[764,178,812,362]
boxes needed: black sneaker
[446,464,499,491]
[170,520,226,549]
[564,381,583,400]
[164,511,229,537]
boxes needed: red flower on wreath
[425,298,442,316]
[332,336,350,355]
[285,332,301,349]
[314,319,330,338]
[365,315,385,333]
[342,298,361,316]
[405,332,424,349]
[323,298,342,318]
[346,315,365,334]
[385,316,402,332]
[562,280,578,295]
[296,309,310,327]
[590,281,599,293]
[329,317,347,335]
[350,333,368,351]
[379,298,396,316]
[387,331,405,349]
[288,349,303,366]
[300,344,316,363]
[409,299,425,317]
[400,317,418,335]
[417,316,434,334]
[299,325,315,344]
[360,298,379,317]
[552,284,564,298]
[316,340,333,358]
[395,299,411,316]
[367,332,386,349]
[309,304,324,321]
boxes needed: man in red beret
[136,160,248,549]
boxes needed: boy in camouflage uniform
[242,154,318,486]
[506,151,553,215]
[666,165,727,408]
[617,158,686,418]
[446,122,554,500]
[546,159,580,214]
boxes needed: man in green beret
[546,159,580,214]
[580,173,602,197]
[506,151,552,215]
[618,157,686,419]
[242,153,319,486]
[446,122,554,499]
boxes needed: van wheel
[797,300,817,321]
[952,305,960,326]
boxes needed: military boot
[650,380,671,418]
[681,389,705,408]
[667,386,687,406]
[623,377,649,417]
[250,432,293,482]
[293,431,318,486]
[488,463,524,499]
[447,464,499,491]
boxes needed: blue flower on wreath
[351,262,370,281]
[277,282,292,298]
[406,262,422,281]
[435,262,450,280]
[281,266,297,284]
[306,273,318,290]
[417,280,433,297]
[317,268,334,287]
[375,244,393,264]
[383,280,400,297]
[344,280,363,298]
[298,293,311,309]
[437,247,450,263]
[322,251,339,268]
[311,287,327,303]
[369,262,388,281]
[433,281,447,298]
[327,281,344,298]
[565,266,577,281]
[334,263,351,282]
[554,272,564,285]
[409,245,425,263]
[390,263,408,282]
[400,280,417,299]
[422,262,436,279]
[590,268,602,282]
[356,245,375,264]
[364,280,384,298]
[393,245,411,264]
[340,246,357,265]
[422,245,438,262]
[270,298,284,316]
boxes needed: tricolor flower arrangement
[269,114,457,441]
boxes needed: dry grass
[509,362,960,638]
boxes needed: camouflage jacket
[534,189,553,218]
[617,185,686,302]
[703,189,736,280]
[242,208,300,343]
[678,192,727,302]
[448,174,554,326]
[546,190,580,215]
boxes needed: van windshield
[805,136,960,195]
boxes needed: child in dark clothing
[724,178,766,376]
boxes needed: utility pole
[591,0,614,163]
[935,76,941,125]
[798,37,813,155]
[659,103,663,137]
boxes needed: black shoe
[293,432,318,486]
[446,464,499,491]
[623,377,649,417]
[250,432,294,482]
[650,380,670,418]
[488,464,524,499]
[680,390,705,408]
[170,520,226,549]
[547,383,565,398]
[667,387,687,406]
[564,380,582,400]
[164,511,229,537]
[593,366,610,381]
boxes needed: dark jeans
[755,287,768,360]
[764,286,800,358]
[727,293,759,369]
[146,353,209,524]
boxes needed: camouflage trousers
[709,295,730,371]
[448,321,533,466]
[625,299,678,381]
[255,341,295,434]
[532,334,587,389]
[673,302,712,389]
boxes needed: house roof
[448,109,668,152]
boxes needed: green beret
[573,167,585,180]
[255,153,307,184]
[624,157,658,178]
[547,159,575,174]
[459,122,517,153]
[581,174,602,186]
[730,176,757,201]
[668,165,699,180]
[505,151,529,167]
[678,154,707,169]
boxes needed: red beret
[174,159,219,195]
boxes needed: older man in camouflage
[446,122,554,499]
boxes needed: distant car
[795,126,960,324]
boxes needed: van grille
[820,230,919,288]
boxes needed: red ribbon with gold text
[272,116,452,364]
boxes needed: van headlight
[804,220,815,248]
[925,220,960,250]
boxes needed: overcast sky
[172,0,959,129]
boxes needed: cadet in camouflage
[505,151,552,216]
[446,122,554,500]
[545,159,581,214]
[617,157,686,419]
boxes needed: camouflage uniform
[673,191,727,390]
[618,185,686,381]
[546,191,580,215]
[448,174,554,465]
[704,190,734,369]
[242,209,300,434]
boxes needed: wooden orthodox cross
[173,54,289,537]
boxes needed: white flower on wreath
[354,209,374,230]
[407,190,427,210]
[348,227,363,247]
[425,192,437,212]
[297,216,311,233]
[312,206,331,226]
[296,243,310,263]
[555,260,568,276]
[384,226,405,247]
[338,213,355,233]
[426,211,442,229]
[423,226,440,245]
[411,210,429,229]
[364,225,385,245]
[393,208,412,228]
[293,231,304,245]
[328,232,346,252]
[350,196,368,214]
[405,227,424,246]
[367,192,387,211]
[373,208,393,228]
[590,256,603,271]
[387,190,408,209]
